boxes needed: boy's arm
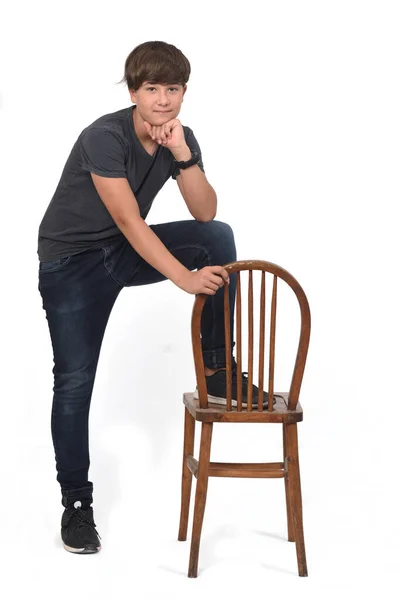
[90,172,230,295]
[145,119,216,221]
[91,174,190,288]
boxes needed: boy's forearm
[117,215,190,287]
[173,145,217,221]
[177,168,217,221]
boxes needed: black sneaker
[194,367,278,408]
[61,503,102,554]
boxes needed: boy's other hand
[143,118,186,151]
[176,266,230,295]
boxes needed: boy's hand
[143,118,186,152]
[176,266,230,296]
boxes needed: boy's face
[129,82,187,125]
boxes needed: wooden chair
[177,260,311,578]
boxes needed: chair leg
[188,422,213,578]
[283,422,295,542]
[178,407,195,541]
[285,423,308,577]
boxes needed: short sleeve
[171,127,205,180]
[80,127,127,177]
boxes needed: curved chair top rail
[191,260,311,412]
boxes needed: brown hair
[117,41,191,91]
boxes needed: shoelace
[232,369,251,385]
[65,508,102,540]
[205,366,260,393]
[233,369,278,404]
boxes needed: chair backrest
[191,260,311,412]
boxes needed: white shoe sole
[193,388,272,408]
[63,543,101,554]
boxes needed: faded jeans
[38,220,237,507]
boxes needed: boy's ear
[129,89,137,103]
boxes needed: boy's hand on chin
[143,118,186,151]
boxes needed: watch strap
[174,150,201,170]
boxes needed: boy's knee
[203,219,235,240]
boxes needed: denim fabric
[38,220,237,504]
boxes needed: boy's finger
[210,266,230,283]
[222,268,230,281]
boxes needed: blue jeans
[38,220,237,507]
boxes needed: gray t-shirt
[37,105,205,261]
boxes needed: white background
[0,0,399,598]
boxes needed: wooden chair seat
[183,391,303,423]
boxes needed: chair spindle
[248,270,254,412]
[236,272,243,411]
[268,275,277,412]
[258,271,266,411]
[224,280,232,411]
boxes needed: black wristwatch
[174,150,201,171]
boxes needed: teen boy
[37,41,270,554]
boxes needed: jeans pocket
[39,255,72,273]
